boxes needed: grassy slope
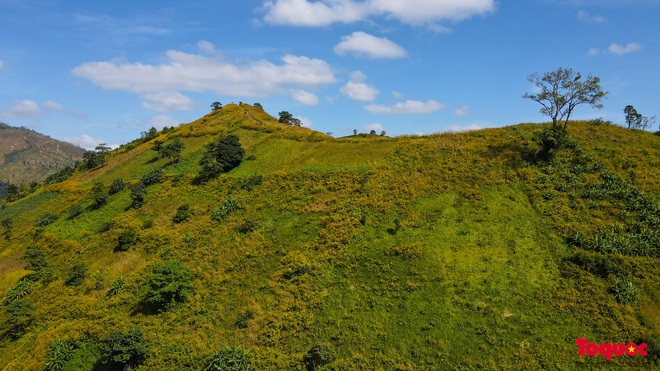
[0,104,659,370]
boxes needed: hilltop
[0,123,85,197]
[0,104,658,370]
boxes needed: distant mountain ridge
[0,123,85,191]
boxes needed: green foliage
[106,276,126,297]
[234,310,254,329]
[4,279,32,305]
[34,212,59,227]
[130,183,147,209]
[211,102,222,112]
[161,138,185,162]
[610,277,640,305]
[302,344,335,371]
[237,220,257,234]
[44,339,76,371]
[22,245,48,271]
[90,182,109,209]
[66,203,83,220]
[1,217,12,240]
[172,204,191,224]
[199,134,245,179]
[143,260,193,312]
[109,178,125,195]
[140,127,159,142]
[211,196,240,222]
[44,166,75,185]
[65,263,87,287]
[140,168,164,186]
[82,151,102,169]
[2,300,35,339]
[204,346,251,371]
[100,327,149,369]
[117,229,138,251]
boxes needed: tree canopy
[524,67,607,130]
[199,134,244,179]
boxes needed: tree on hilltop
[524,67,607,130]
[278,111,302,127]
[211,102,222,112]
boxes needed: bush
[67,204,83,220]
[234,310,254,329]
[4,279,32,305]
[22,245,48,271]
[109,178,125,195]
[173,204,191,224]
[237,220,257,234]
[106,276,126,297]
[205,346,251,371]
[144,260,193,312]
[199,134,244,179]
[303,344,336,371]
[100,327,149,369]
[91,182,109,209]
[117,229,138,251]
[44,339,76,371]
[2,300,35,339]
[34,212,59,227]
[211,196,240,222]
[140,169,163,186]
[130,183,147,209]
[610,277,640,305]
[65,263,87,287]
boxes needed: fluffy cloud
[262,0,495,26]
[291,89,320,105]
[577,10,606,23]
[0,100,43,119]
[340,72,380,102]
[453,105,471,116]
[72,43,337,112]
[608,43,642,55]
[364,99,444,115]
[335,32,406,59]
[588,42,642,56]
[64,134,107,150]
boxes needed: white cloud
[146,114,180,129]
[298,116,314,128]
[364,123,384,132]
[608,42,642,55]
[340,71,380,102]
[364,99,445,115]
[334,32,406,59]
[391,91,404,99]
[261,0,495,26]
[72,43,337,112]
[197,40,217,54]
[453,105,471,116]
[142,91,196,112]
[291,89,320,105]
[588,42,642,56]
[64,134,106,150]
[42,100,65,110]
[447,123,482,132]
[0,60,4,70]
[0,100,43,119]
[577,10,606,23]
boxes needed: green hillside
[0,103,658,370]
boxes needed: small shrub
[109,178,125,195]
[611,277,640,305]
[205,346,251,371]
[3,299,35,339]
[22,245,48,271]
[140,169,163,186]
[34,212,59,227]
[173,204,191,224]
[388,244,423,260]
[98,220,115,233]
[44,339,76,371]
[100,327,149,369]
[144,260,193,312]
[130,183,147,209]
[91,182,109,209]
[4,279,32,305]
[117,229,138,251]
[211,196,240,222]
[234,310,255,329]
[237,220,257,234]
[66,204,83,219]
[303,344,336,371]
[65,263,87,287]
[242,175,263,191]
[106,276,126,298]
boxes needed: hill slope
[0,104,659,369]
[0,123,85,195]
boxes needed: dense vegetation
[0,104,658,369]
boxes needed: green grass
[1,106,659,369]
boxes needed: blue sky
[1,0,658,148]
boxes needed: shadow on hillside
[143,156,160,165]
